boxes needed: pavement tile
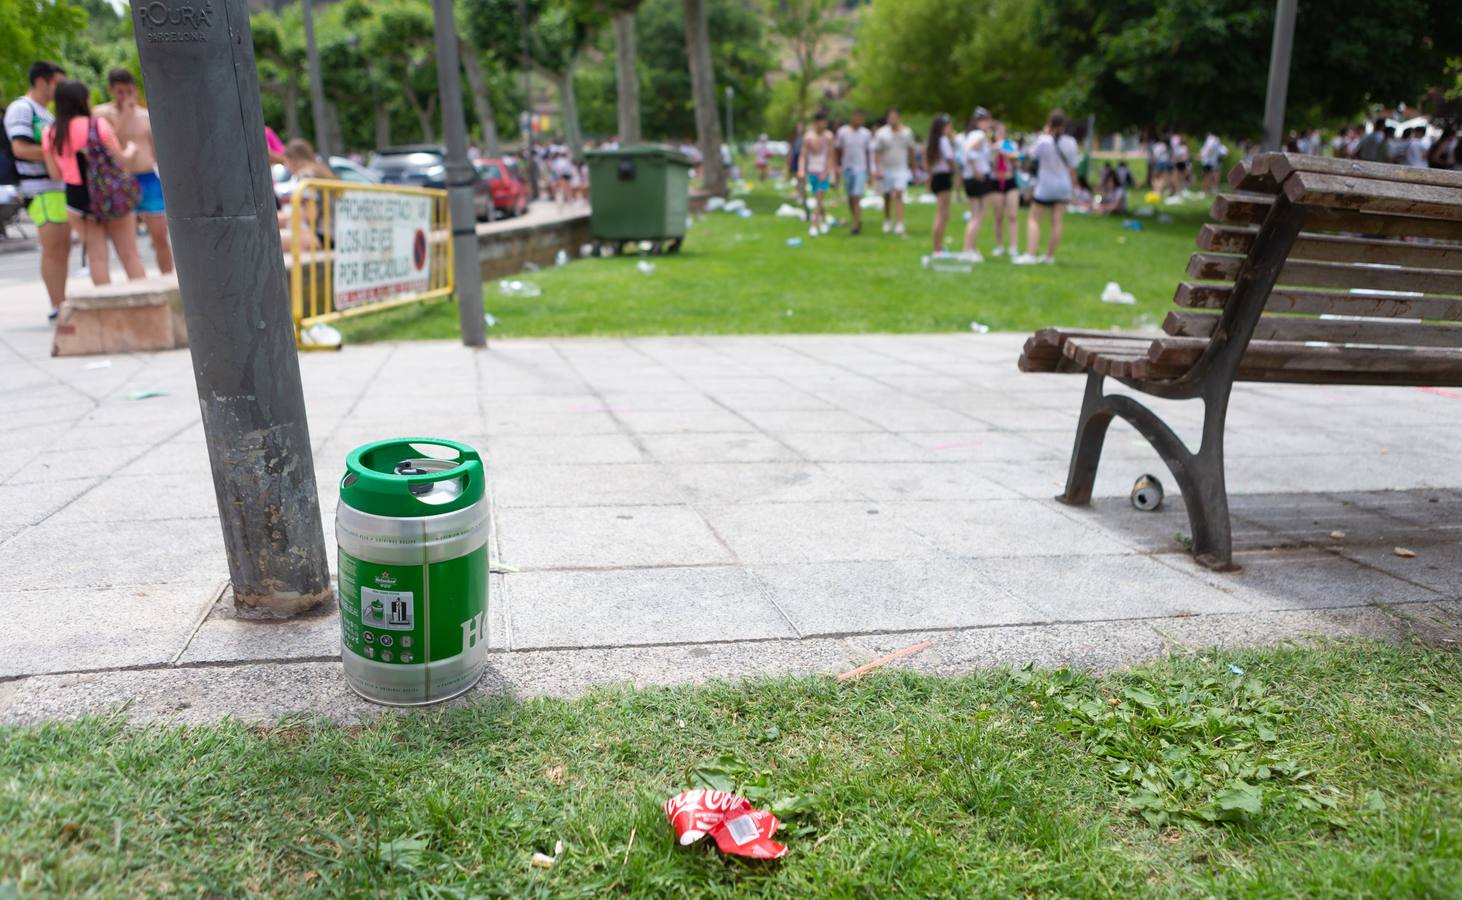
[1159,548,1445,610]
[737,409,883,433]
[490,463,685,508]
[1331,541,1462,600]
[638,432,799,463]
[699,501,940,564]
[776,431,931,462]
[46,473,219,523]
[751,558,1040,636]
[495,505,733,569]
[886,499,1138,558]
[505,566,794,649]
[487,433,645,465]
[0,518,227,589]
[613,408,756,434]
[817,462,1025,501]
[0,477,98,525]
[0,581,218,677]
[668,462,861,505]
[973,554,1256,620]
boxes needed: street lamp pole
[1261,0,1298,151]
[301,0,329,158]
[133,0,331,617]
[431,0,487,348]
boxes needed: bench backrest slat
[1212,192,1462,241]
[1267,153,1462,191]
[1197,225,1462,272]
[1186,252,1462,296]
[1282,170,1462,222]
[1174,282,1462,321]
[1164,310,1462,348]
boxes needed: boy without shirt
[798,110,835,236]
[95,69,173,275]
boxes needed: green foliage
[852,0,1060,129]
[0,0,87,101]
[574,0,772,140]
[764,0,847,129]
[1039,0,1462,134]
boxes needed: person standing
[958,108,994,262]
[925,114,956,254]
[798,110,835,237]
[1170,132,1191,191]
[1199,132,1226,194]
[42,79,146,286]
[1402,127,1428,167]
[95,69,172,276]
[1014,109,1079,266]
[5,61,70,319]
[988,121,1021,257]
[1355,118,1389,162]
[834,109,872,236]
[1150,132,1172,194]
[871,107,915,236]
[753,133,770,182]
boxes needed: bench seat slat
[1174,282,1462,320]
[1185,252,1462,295]
[1212,193,1462,242]
[1163,310,1462,348]
[1196,225,1462,272]
[1265,152,1462,191]
[1283,170,1462,222]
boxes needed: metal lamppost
[301,0,329,158]
[430,0,488,347]
[133,0,331,617]
[1261,0,1298,151]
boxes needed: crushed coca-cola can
[663,789,788,860]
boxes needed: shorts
[1175,161,1189,172]
[929,171,954,194]
[1201,162,1216,173]
[963,176,996,198]
[879,170,911,194]
[1153,161,1172,173]
[64,183,91,217]
[135,171,165,214]
[1031,195,1069,207]
[843,168,867,197]
[994,175,1018,194]
[808,172,830,194]
[25,190,67,226]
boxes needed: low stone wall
[52,273,187,356]
[474,213,592,281]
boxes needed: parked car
[368,145,492,220]
[474,157,530,217]
[272,155,381,206]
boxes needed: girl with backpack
[1013,109,1079,266]
[42,79,145,285]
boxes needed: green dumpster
[585,144,693,255]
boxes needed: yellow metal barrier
[289,179,453,349]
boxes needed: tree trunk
[375,103,391,150]
[458,34,500,156]
[613,9,641,144]
[284,76,301,139]
[554,61,583,157]
[325,100,343,157]
[682,0,726,195]
[404,84,436,144]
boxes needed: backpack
[0,140,19,186]
[82,118,139,219]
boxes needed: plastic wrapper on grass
[499,279,542,298]
[664,789,788,860]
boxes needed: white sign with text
[332,191,433,309]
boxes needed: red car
[474,157,530,218]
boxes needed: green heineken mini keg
[337,438,489,705]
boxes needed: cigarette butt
[531,852,555,869]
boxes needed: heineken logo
[374,571,397,588]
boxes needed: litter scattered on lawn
[1101,281,1137,305]
[706,196,726,211]
[775,203,806,220]
[1228,664,1246,676]
[970,321,990,334]
[498,279,542,298]
[664,790,788,860]
[555,250,569,266]
[915,192,936,205]
[785,237,803,247]
[859,195,883,209]
[1123,219,1143,231]
[836,641,932,681]
[1157,212,1175,224]
[636,260,656,274]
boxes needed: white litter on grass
[859,196,883,209]
[636,260,656,274]
[579,243,594,258]
[498,279,542,298]
[1163,195,1186,206]
[922,252,973,273]
[82,360,112,370]
[736,208,753,218]
[775,203,807,220]
[299,322,342,348]
[1101,281,1137,305]
[962,210,972,221]
[706,196,727,211]
[915,192,936,205]
[1133,206,1155,217]
[722,199,747,213]
[555,249,569,266]
[1156,213,1175,224]
[484,312,498,327]
[970,321,990,334]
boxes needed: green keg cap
[341,438,485,517]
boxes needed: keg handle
[344,439,482,498]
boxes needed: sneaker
[882,220,892,234]
[1041,255,1056,265]
[46,308,59,322]
[809,225,818,238]
[894,222,906,236]
[851,224,861,236]
[1011,253,1037,265]
[991,245,1005,257]
[959,250,984,263]
[820,223,831,236]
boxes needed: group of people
[1329,119,1460,169]
[768,105,1085,264]
[5,61,172,319]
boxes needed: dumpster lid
[585,143,694,166]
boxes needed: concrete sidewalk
[2,279,1459,724]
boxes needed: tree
[682,0,725,194]
[0,0,86,101]
[852,0,1058,129]
[609,1,643,142]
[363,1,441,143]
[252,11,306,139]
[1039,0,1462,134]
[764,0,845,128]
[459,33,501,154]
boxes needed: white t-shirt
[835,124,872,173]
[930,135,955,174]
[1199,134,1224,167]
[1032,133,1079,203]
[874,124,914,175]
[959,128,991,179]
[1151,140,1170,163]
[4,96,61,196]
[1404,138,1428,167]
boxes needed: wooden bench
[1019,153,1462,571]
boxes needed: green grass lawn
[3,641,1458,896]
[338,181,1206,342]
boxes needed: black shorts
[1175,161,1189,172]
[930,171,954,194]
[963,176,996,198]
[1201,163,1216,173]
[64,182,91,218]
[1031,197,1067,207]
